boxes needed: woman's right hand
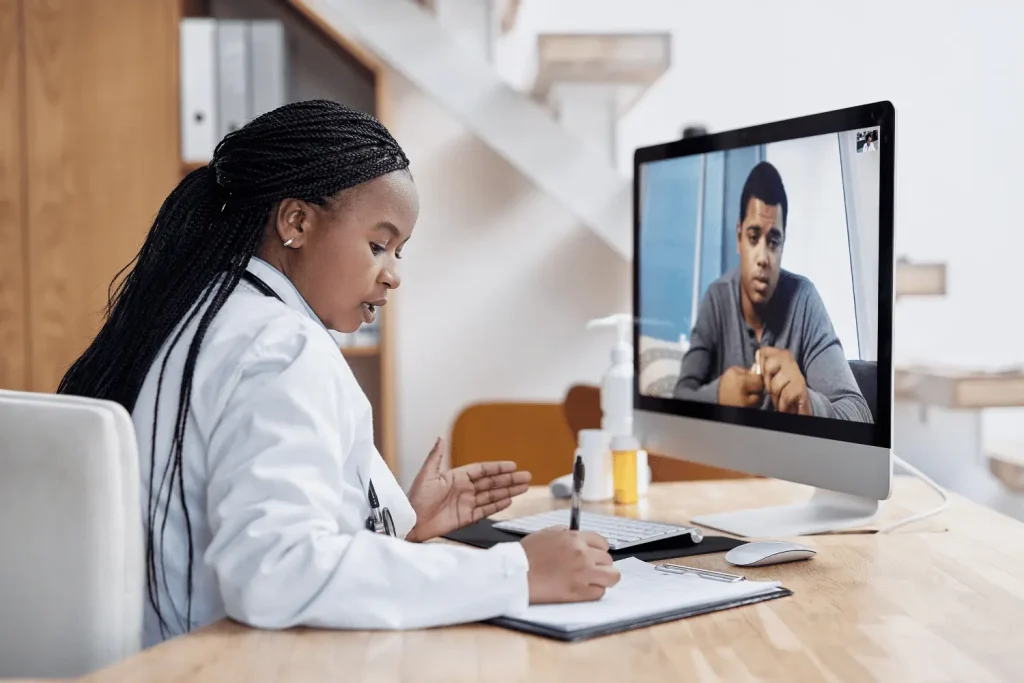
[519,526,621,603]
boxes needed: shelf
[532,33,671,114]
[341,345,380,358]
[895,261,946,298]
[895,364,1024,408]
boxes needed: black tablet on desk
[443,518,745,562]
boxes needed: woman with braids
[57,100,619,646]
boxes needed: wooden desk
[74,476,1024,683]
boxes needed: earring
[283,238,295,248]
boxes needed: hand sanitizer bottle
[586,314,633,436]
[586,313,650,494]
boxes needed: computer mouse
[549,473,573,499]
[725,540,816,567]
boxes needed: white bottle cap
[610,434,639,452]
[578,428,610,452]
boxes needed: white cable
[877,453,951,533]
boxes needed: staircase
[531,32,670,168]
[288,0,668,261]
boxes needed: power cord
[877,453,951,533]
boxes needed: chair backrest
[450,401,577,485]
[847,360,878,423]
[562,384,752,482]
[0,390,144,678]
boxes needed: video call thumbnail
[637,127,882,424]
[856,129,879,152]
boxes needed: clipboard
[482,557,793,642]
[487,587,792,642]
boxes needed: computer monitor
[632,101,895,538]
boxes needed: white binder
[249,20,287,119]
[179,18,217,163]
[216,20,250,141]
[179,18,287,161]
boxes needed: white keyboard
[492,509,703,551]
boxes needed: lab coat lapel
[243,257,417,540]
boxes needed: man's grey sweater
[673,268,873,423]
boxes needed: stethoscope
[362,477,396,536]
[240,270,397,538]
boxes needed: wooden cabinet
[1,0,181,392]
[0,0,397,472]
[0,0,29,390]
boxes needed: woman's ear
[275,198,308,248]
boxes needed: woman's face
[263,170,419,333]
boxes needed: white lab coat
[131,257,529,647]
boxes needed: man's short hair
[739,161,788,231]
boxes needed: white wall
[383,74,630,486]
[765,133,860,361]
[494,0,1024,446]
[433,0,499,63]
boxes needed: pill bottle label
[613,449,638,505]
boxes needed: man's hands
[718,366,764,407]
[406,438,531,542]
[758,347,812,415]
[717,348,812,416]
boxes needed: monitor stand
[690,488,879,538]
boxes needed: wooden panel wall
[0,0,28,390]
[22,0,181,391]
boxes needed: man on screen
[673,161,873,423]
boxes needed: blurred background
[3,0,1024,517]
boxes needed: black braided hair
[57,99,410,638]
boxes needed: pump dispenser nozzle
[585,313,632,336]
[586,314,633,365]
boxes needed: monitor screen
[634,103,894,448]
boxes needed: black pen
[569,454,585,531]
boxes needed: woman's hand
[405,438,532,542]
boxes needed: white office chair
[0,389,144,678]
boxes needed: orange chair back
[561,384,752,481]
[449,402,577,485]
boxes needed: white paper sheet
[506,557,782,632]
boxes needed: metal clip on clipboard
[654,563,745,583]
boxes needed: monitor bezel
[632,101,895,449]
